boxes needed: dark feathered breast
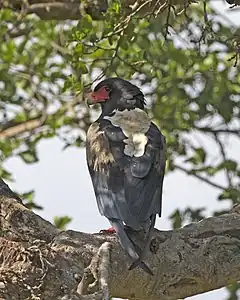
[86,109,166,230]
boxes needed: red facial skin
[87,86,110,104]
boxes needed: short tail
[109,219,153,276]
[128,214,156,272]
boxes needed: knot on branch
[77,242,112,300]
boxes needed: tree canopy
[0,0,239,299]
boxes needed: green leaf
[184,207,205,222]
[0,168,13,181]
[185,147,206,165]
[193,166,218,176]
[194,148,206,163]
[75,43,84,55]
[213,210,229,217]
[218,190,231,201]
[24,201,43,211]
[169,209,183,229]
[0,8,13,20]
[111,1,121,14]
[218,188,240,202]
[21,190,35,202]
[218,160,238,171]
[76,61,88,74]
[54,216,72,230]
[226,283,240,300]
[19,150,39,164]
[82,14,93,28]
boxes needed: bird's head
[86,78,145,115]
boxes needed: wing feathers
[86,116,165,228]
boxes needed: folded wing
[86,118,166,230]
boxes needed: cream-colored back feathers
[104,108,150,157]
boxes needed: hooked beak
[83,86,95,106]
[85,92,95,106]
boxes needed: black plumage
[86,78,166,275]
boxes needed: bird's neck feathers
[100,93,145,118]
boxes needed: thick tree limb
[0,117,45,139]
[1,0,198,20]
[0,178,240,300]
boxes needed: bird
[85,77,166,275]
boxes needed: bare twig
[194,126,240,137]
[164,4,172,40]
[213,134,233,188]
[203,0,208,24]
[174,163,227,190]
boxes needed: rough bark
[1,0,198,20]
[0,178,240,300]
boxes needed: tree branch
[194,126,240,137]
[173,164,227,190]
[0,0,199,20]
[0,117,45,139]
[213,133,234,188]
[0,178,240,300]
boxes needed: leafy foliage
[227,283,240,300]
[19,190,43,210]
[54,215,72,230]
[169,207,206,229]
[0,1,239,297]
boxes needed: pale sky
[3,1,240,300]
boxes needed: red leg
[99,227,116,234]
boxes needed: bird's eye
[104,86,111,92]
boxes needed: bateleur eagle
[86,78,166,275]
